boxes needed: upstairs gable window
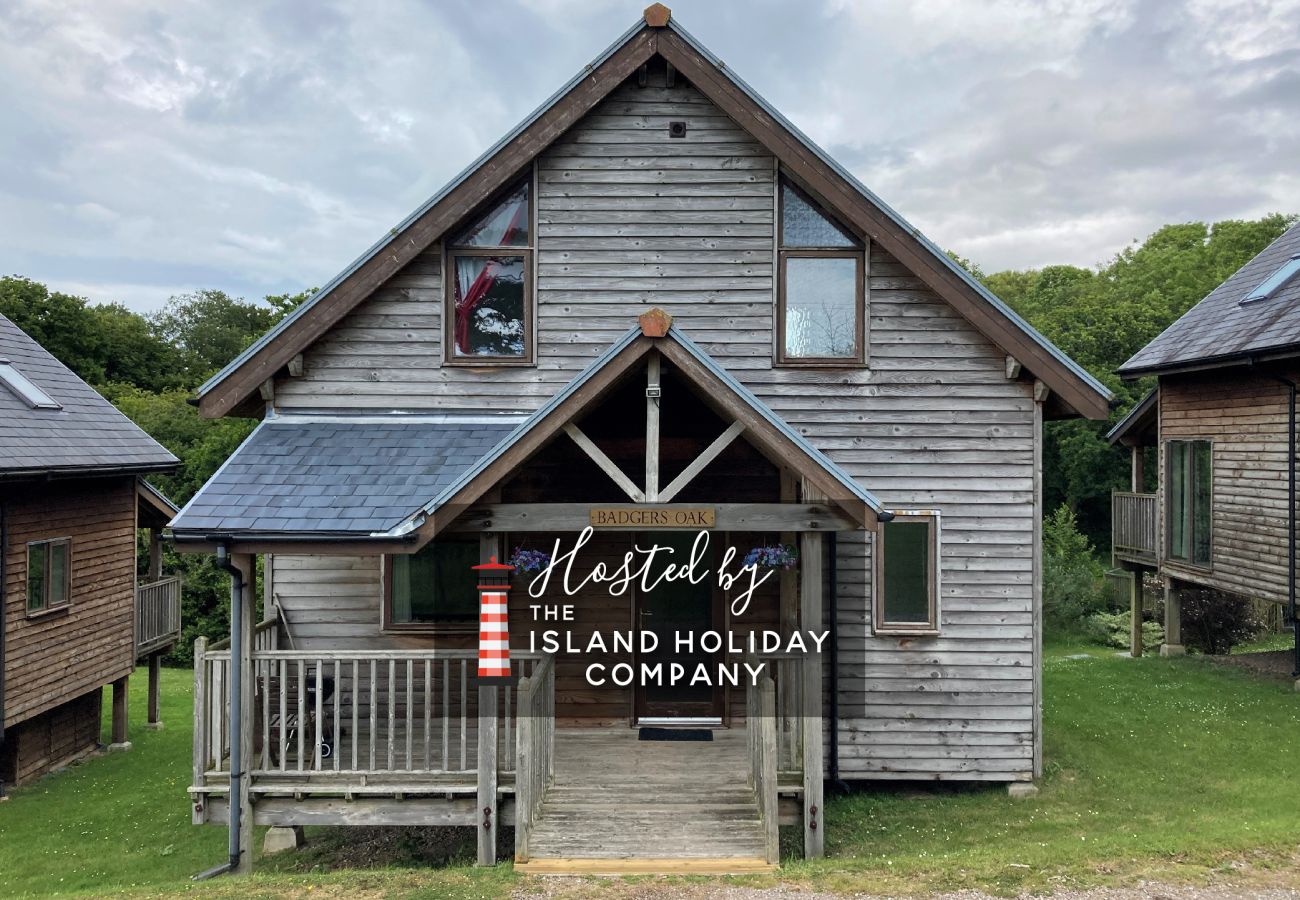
[777,180,866,365]
[446,178,533,364]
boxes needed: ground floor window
[873,511,939,634]
[27,537,71,614]
[383,538,480,630]
[1167,439,1212,567]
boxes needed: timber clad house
[173,7,1111,872]
[0,315,182,789]
[1110,222,1300,662]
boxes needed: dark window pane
[784,257,858,358]
[452,255,526,357]
[1193,441,1212,565]
[49,542,68,607]
[882,521,931,624]
[451,182,529,248]
[1168,442,1188,561]
[27,543,46,611]
[391,540,480,625]
[781,184,857,248]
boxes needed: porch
[188,632,808,868]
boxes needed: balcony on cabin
[1107,389,1159,568]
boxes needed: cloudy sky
[2,0,1298,313]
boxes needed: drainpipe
[199,545,245,879]
[0,498,8,798]
[1251,361,1298,677]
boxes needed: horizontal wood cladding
[1159,369,1299,604]
[269,70,1036,781]
[3,477,137,729]
[0,689,102,785]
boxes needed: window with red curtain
[447,180,532,362]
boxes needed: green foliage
[149,288,311,384]
[1042,505,1110,630]
[1084,610,1164,651]
[1179,587,1267,655]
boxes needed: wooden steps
[520,727,771,868]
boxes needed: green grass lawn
[1,647,1298,897]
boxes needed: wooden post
[1161,577,1185,656]
[1131,446,1145,493]
[109,675,130,750]
[477,531,501,866]
[192,636,209,824]
[799,526,824,860]
[645,353,661,501]
[779,471,798,636]
[1129,568,1143,658]
[148,528,163,581]
[146,652,163,729]
[233,553,256,873]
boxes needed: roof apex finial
[639,308,673,338]
[643,3,671,27]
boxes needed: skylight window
[0,359,61,409]
[1241,254,1300,304]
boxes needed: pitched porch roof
[170,314,885,551]
[193,8,1111,422]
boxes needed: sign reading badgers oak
[589,506,716,528]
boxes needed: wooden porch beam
[564,423,645,502]
[645,354,661,501]
[450,502,856,533]
[657,421,745,503]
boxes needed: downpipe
[1250,361,1298,677]
[197,544,245,879]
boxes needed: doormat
[638,727,713,742]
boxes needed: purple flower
[508,547,552,573]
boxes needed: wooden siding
[3,477,137,729]
[1159,369,1297,604]
[0,689,101,785]
[267,68,1038,781]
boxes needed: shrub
[1179,587,1266,654]
[1084,610,1164,651]
[1043,505,1111,630]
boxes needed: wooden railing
[746,674,780,865]
[760,651,805,775]
[1112,491,1158,563]
[192,642,541,785]
[513,653,556,863]
[207,617,278,653]
[135,576,182,656]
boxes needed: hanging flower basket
[742,543,799,571]
[508,546,552,574]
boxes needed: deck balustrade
[135,575,182,657]
[1112,491,1158,563]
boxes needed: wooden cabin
[1110,222,1300,662]
[173,6,1111,872]
[0,314,182,789]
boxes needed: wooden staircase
[515,728,774,874]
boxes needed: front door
[633,531,724,723]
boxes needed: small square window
[27,538,71,614]
[874,512,939,634]
[384,538,481,631]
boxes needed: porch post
[779,471,799,637]
[146,651,163,729]
[477,531,501,866]
[1161,577,1185,656]
[799,526,824,860]
[1129,568,1143,658]
[108,675,130,751]
[1131,446,1145,493]
[148,528,163,581]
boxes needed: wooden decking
[517,728,774,870]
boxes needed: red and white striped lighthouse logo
[473,555,514,683]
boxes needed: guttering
[170,530,421,546]
[1120,344,1300,381]
[0,461,177,483]
[212,545,244,876]
[1248,360,1299,677]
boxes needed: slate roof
[0,314,178,479]
[1120,223,1300,376]
[168,417,521,538]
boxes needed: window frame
[1165,438,1213,569]
[872,510,941,635]
[26,537,72,617]
[442,171,537,367]
[775,178,869,368]
[381,539,482,635]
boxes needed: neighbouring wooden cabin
[173,6,1111,873]
[1110,222,1300,663]
[0,314,182,789]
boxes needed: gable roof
[172,315,886,551]
[1105,388,1158,447]
[0,314,178,480]
[196,8,1112,422]
[1119,223,1300,377]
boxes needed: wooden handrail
[1112,491,1158,560]
[747,675,779,865]
[135,575,182,655]
[514,653,556,863]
